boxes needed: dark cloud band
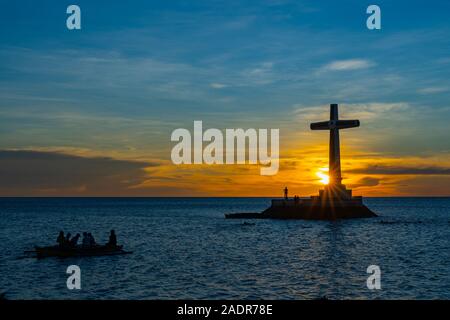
[0,150,155,196]
[348,165,450,175]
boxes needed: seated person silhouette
[87,233,96,247]
[82,232,89,248]
[107,230,117,247]
[69,233,80,248]
[65,232,72,244]
[56,231,65,248]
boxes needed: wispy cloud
[210,83,227,89]
[320,59,374,72]
[240,62,275,85]
[350,176,380,188]
[418,86,448,94]
[293,102,410,122]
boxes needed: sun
[316,167,329,185]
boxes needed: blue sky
[0,0,449,195]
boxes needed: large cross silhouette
[310,104,359,186]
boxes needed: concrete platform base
[225,197,377,220]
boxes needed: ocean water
[0,197,450,300]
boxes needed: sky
[0,0,449,196]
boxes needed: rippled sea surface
[1,197,450,300]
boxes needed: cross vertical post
[310,104,360,189]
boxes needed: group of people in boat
[56,230,118,249]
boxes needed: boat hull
[33,245,132,258]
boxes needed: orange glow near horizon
[4,141,449,197]
[316,167,329,185]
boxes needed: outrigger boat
[31,245,132,259]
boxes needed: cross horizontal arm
[310,121,331,130]
[335,120,360,129]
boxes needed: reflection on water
[0,197,449,299]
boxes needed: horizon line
[1,195,450,199]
